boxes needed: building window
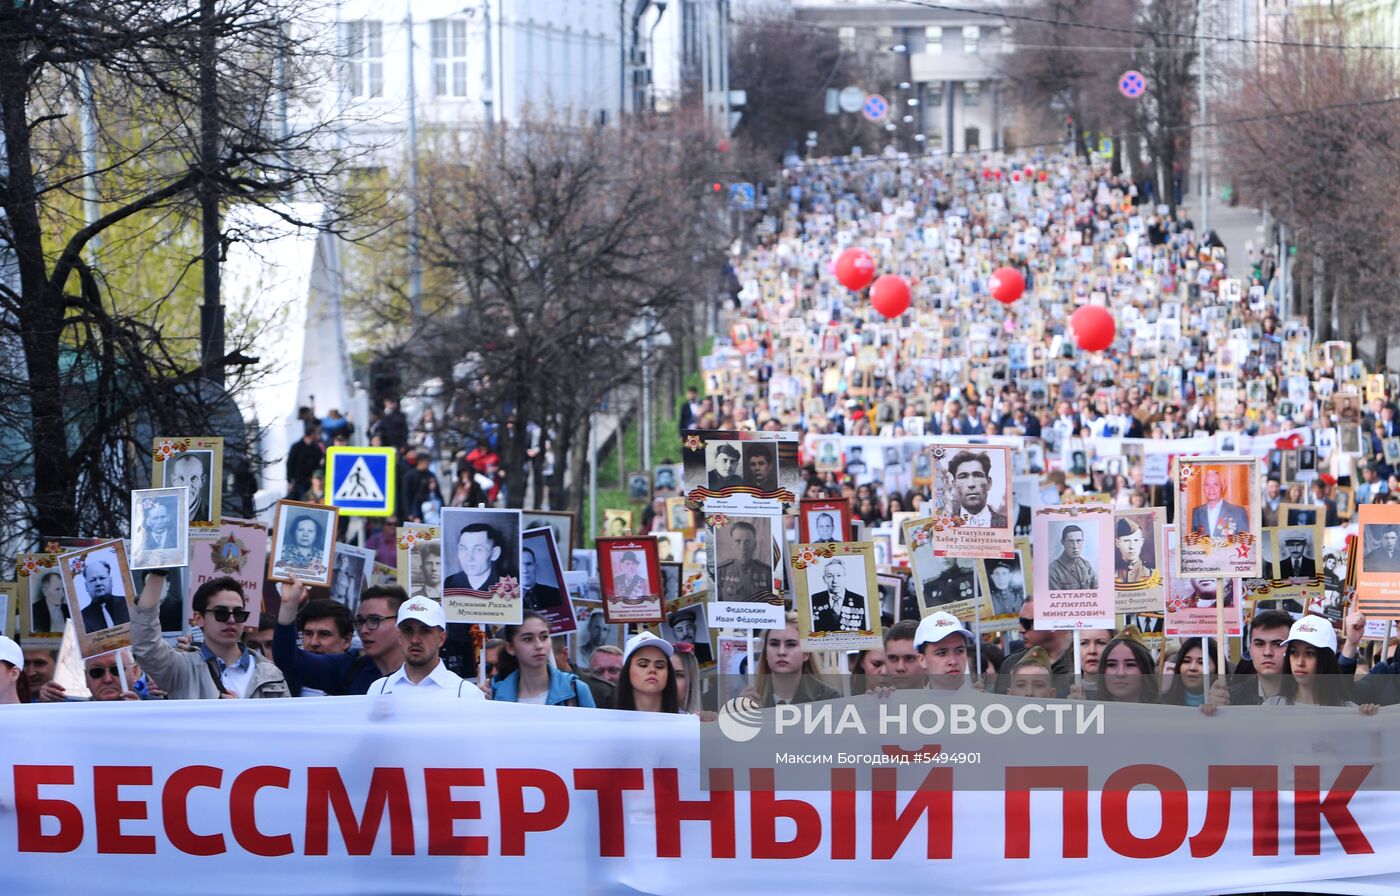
[876,25,894,41]
[838,26,856,52]
[965,126,980,151]
[963,25,980,54]
[430,19,468,97]
[928,84,944,106]
[924,25,943,52]
[964,80,981,107]
[928,127,944,151]
[342,20,384,99]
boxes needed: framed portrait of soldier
[602,508,633,538]
[521,510,575,553]
[267,500,339,587]
[1356,504,1400,620]
[1333,486,1355,521]
[791,542,880,651]
[134,566,192,642]
[663,497,694,532]
[397,523,442,603]
[652,464,684,499]
[522,526,575,634]
[439,507,523,625]
[798,498,851,544]
[682,429,797,515]
[710,515,778,603]
[59,540,136,658]
[151,436,223,529]
[329,542,374,616]
[974,537,1030,621]
[129,487,189,571]
[659,561,682,604]
[1032,506,1115,631]
[1265,523,1325,613]
[17,553,64,646]
[928,444,1014,558]
[1384,438,1400,467]
[906,516,986,620]
[1280,503,1319,528]
[596,536,663,624]
[661,591,711,661]
[570,594,623,670]
[1112,508,1165,614]
[876,573,904,623]
[627,471,652,503]
[1173,456,1262,578]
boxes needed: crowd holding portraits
[59,540,136,658]
[521,526,575,634]
[152,436,223,527]
[129,488,188,571]
[596,537,663,624]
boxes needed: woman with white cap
[614,631,680,713]
[1264,615,1378,713]
[0,635,27,705]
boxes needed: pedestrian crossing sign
[326,447,397,517]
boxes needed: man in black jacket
[286,421,325,500]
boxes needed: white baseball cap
[0,635,22,670]
[915,611,973,651]
[397,596,447,630]
[1282,615,1338,654]
[622,631,674,665]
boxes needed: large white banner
[3,698,1400,894]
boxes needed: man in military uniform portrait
[810,560,868,632]
[708,444,744,490]
[923,556,975,609]
[717,520,770,600]
[611,552,650,598]
[1113,516,1154,584]
[984,559,1024,615]
[1278,532,1316,579]
[1049,524,1098,591]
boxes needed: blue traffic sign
[730,182,756,210]
[862,94,889,122]
[1118,70,1146,99]
[326,446,397,517]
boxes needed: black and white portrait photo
[329,544,373,615]
[661,603,708,647]
[805,555,871,634]
[408,539,442,602]
[163,449,214,524]
[522,511,574,554]
[60,540,137,658]
[129,487,189,570]
[707,442,745,490]
[1048,521,1099,591]
[713,517,775,602]
[440,507,522,598]
[652,464,683,499]
[627,471,652,502]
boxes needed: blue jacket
[492,667,596,707]
[272,623,382,696]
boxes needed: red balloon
[1012,172,1022,182]
[1070,305,1116,352]
[989,266,1026,304]
[834,248,876,291]
[994,170,1003,180]
[870,275,911,319]
[982,168,992,179]
[1039,171,1049,182]
[1024,166,1034,177]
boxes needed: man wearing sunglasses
[35,649,144,702]
[132,573,289,699]
[272,581,406,695]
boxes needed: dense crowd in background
[3,150,1398,718]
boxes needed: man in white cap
[368,596,485,699]
[914,611,974,691]
[0,635,25,704]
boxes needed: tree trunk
[1329,279,1341,344]
[1,43,76,538]
[1311,247,1326,340]
[546,412,574,513]
[569,415,592,542]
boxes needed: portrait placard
[655,532,683,564]
[791,541,881,651]
[627,471,652,503]
[18,552,66,645]
[129,487,190,570]
[189,518,268,619]
[661,589,712,664]
[440,507,523,625]
[267,500,339,587]
[59,540,136,658]
[1279,502,1322,528]
[905,517,985,619]
[798,498,852,543]
[927,444,1015,558]
[1166,577,1244,637]
[329,542,375,616]
[151,436,223,529]
[520,511,575,553]
[681,429,799,515]
[601,508,634,538]
[0,583,14,639]
[810,435,844,474]
[710,514,782,605]
[652,464,684,499]
[133,566,192,642]
[663,497,694,532]
[1112,508,1166,614]
[1032,506,1115,630]
[397,524,442,603]
[1173,456,1262,578]
[1265,523,1326,612]
[596,536,663,624]
[975,538,1032,627]
[522,526,575,634]
[569,593,623,671]
[1356,504,1400,620]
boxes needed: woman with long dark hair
[754,612,839,707]
[491,611,594,707]
[614,632,680,713]
[1163,637,1231,710]
[1094,630,1160,704]
[1264,616,1377,713]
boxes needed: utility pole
[199,0,225,386]
[405,3,423,320]
[1197,0,1209,235]
[481,0,494,132]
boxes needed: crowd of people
[3,149,1397,720]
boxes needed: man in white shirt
[369,597,484,699]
